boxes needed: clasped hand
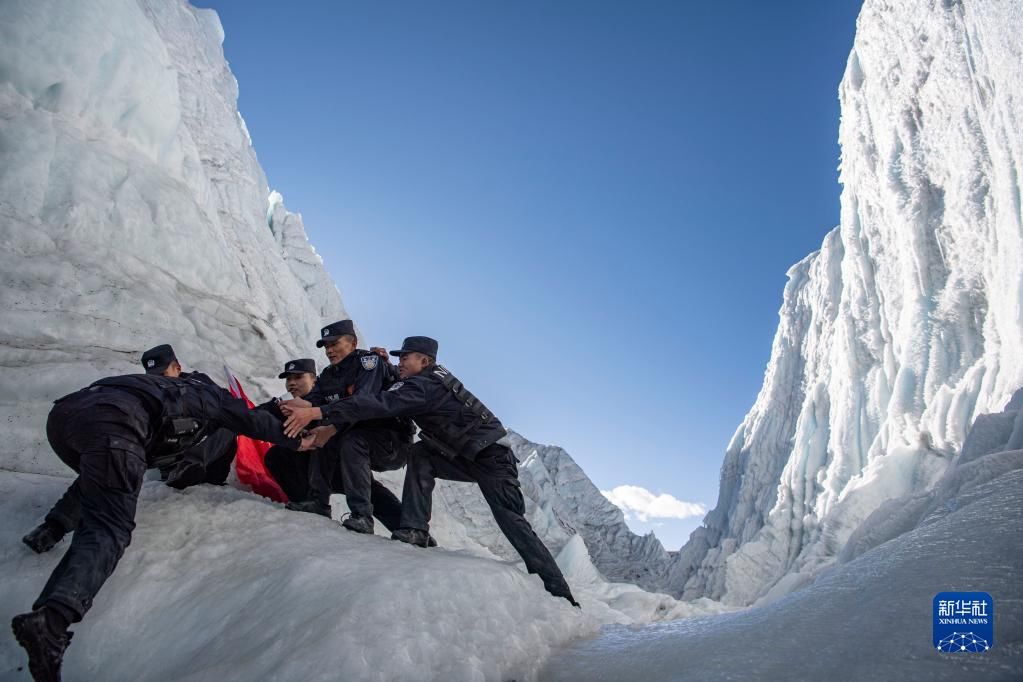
[281,398,323,439]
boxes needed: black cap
[316,319,356,347]
[141,344,177,375]
[389,336,438,358]
[278,358,316,378]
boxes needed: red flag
[224,365,288,503]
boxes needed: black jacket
[321,365,507,460]
[306,350,409,435]
[180,370,216,385]
[78,374,301,464]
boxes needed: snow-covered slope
[672,0,1023,605]
[0,0,670,615]
[0,471,588,682]
[0,469,725,681]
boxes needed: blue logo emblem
[934,592,993,653]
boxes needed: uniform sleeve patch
[361,355,378,370]
[388,382,404,392]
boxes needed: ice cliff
[672,0,1023,605]
[0,0,349,477]
[0,0,669,604]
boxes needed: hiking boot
[23,522,66,554]
[390,527,432,548]
[285,500,331,517]
[11,608,73,682]
[341,514,374,535]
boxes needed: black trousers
[35,392,150,622]
[336,426,407,525]
[400,442,575,600]
[268,427,407,531]
[264,445,313,503]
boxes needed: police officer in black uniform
[12,372,312,682]
[283,320,412,536]
[140,344,238,489]
[283,336,579,606]
[260,358,320,500]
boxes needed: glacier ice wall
[0,0,349,475]
[0,0,671,592]
[672,0,1023,605]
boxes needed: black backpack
[418,365,505,459]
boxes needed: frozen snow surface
[672,0,1023,606]
[0,470,711,681]
[0,472,589,682]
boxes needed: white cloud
[600,485,707,523]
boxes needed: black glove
[165,460,207,490]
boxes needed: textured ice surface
[0,471,701,680]
[672,0,1023,605]
[0,473,592,682]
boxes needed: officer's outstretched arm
[283,379,432,437]
[215,396,303,448]
[324,379,432,425]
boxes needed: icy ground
[543,468,1023,681]
[0,471,721,682]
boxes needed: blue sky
[197,0,863,550]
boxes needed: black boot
[22,522,66,554]
[341,514,374,534]
[390,527,432,548]
[285,500,331,517]
[11,608,73,682]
